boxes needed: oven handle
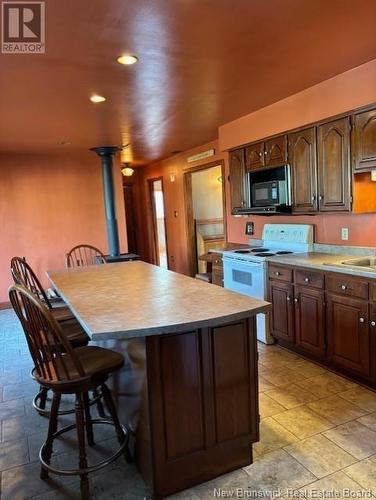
[223,258,264,267]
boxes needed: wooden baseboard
[0,301,11,310]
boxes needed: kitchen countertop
[267,252,376,279]
[47,261,270,340]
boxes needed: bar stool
[10,257,77,324]
[10,257,105,417]
[9,284,131,500]
[66,245,106,268]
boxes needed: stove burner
[251,248,269,253]
[234,249,252,254]
[275,251,293,255]
[254,252,275,257]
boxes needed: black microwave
[245,165,292,214]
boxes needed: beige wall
[192,165,223,220]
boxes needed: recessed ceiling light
[90,94,106,103]
[117,54,138,65]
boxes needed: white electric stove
[223,224,313,344]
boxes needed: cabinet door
[229,149,246,213]
[326,294,370,376]
[265,135,287,168]
[317,117,351,212]
[370,304,376,382]
[289,128,318,213]
[353,109,376,171]
[268,281,294,342]
[245,142,264,170]
[294,285,325,357]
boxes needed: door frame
[148,177,169,268]
[183,160,227,277]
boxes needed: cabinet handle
[294,298,299,304]
[304,277,310,283]
[341,284,347,290]
[359,317,365,323]
[311,195,316,201]
[264,150,268,155]
[286,296,291,302]
[258,152,263,157]
[319,195,323,201]
[275,271,281,276]
[371,321,376,327]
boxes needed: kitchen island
[48,261,270,499]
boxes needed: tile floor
[1,308,376,499]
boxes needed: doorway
[184,160,226,276]
[149,178,169,269]
[123,182,138,254]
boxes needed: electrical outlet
[341,228,349,241]
[245,221,254,235]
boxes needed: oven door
[223,257,266,299]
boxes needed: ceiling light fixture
[90,94,106,103]
[117,54,138,65]
[121,163,134,177]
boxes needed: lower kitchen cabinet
[326,293,370,377]
[268,281,294,343]
[267,264,375,387]
[294,285,325,357]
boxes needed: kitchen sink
[323,257,376,272]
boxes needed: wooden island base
[100,316,259,499]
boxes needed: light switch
[341,228,349,241]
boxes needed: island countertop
[47,261,270,340]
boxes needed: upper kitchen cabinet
[353,108,376,171]
[265,135,288,168]
[317,117,352,212]
[245,142,264,170]
[289,127,318,213]
[229,148,247,213]
[245,135,287,171]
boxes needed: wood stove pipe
[90,146,121,257]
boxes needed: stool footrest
[40,419,130,476]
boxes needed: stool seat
[60,320,90,348]
[51,305,75,322]
[33,346,124,387]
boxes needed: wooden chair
[66,244,106,268]
[10,257,99,416]
[9,284,131,499]
[11,257,74,323]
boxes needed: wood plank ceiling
[0,0,376,164]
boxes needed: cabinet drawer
[211,253,223,267]
[212,268,224,287]
[268,264,293,282]
[295,268,324,289]
[326,274,369,299]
